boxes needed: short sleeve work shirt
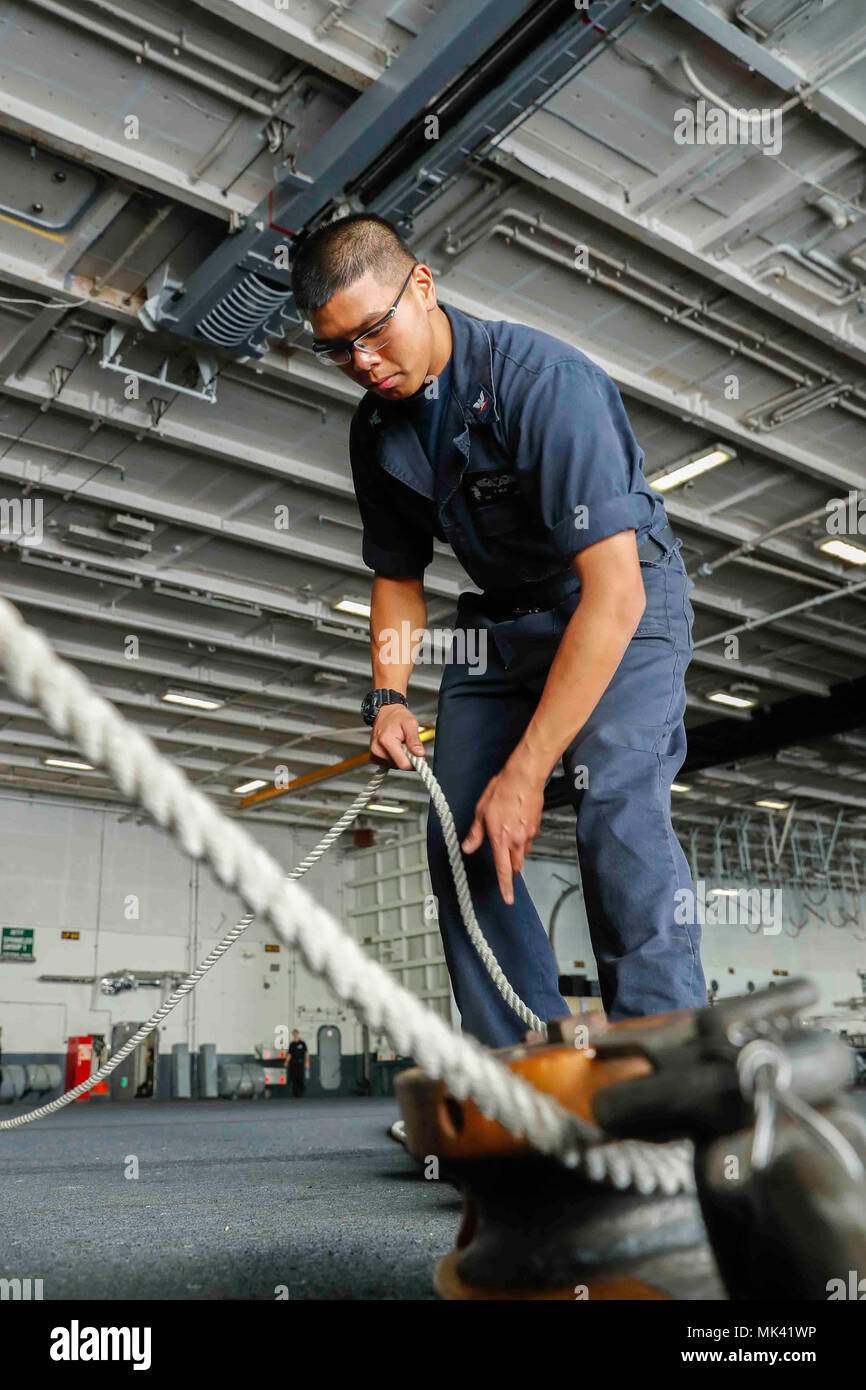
[347,303,667,593]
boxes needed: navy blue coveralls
[349,302,706,1047]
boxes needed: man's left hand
[461,760,546,905]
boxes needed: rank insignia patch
[469,385,492,421]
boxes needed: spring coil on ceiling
[197,272,294,348]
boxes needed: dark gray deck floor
[5,1091,864,1301]
[0,1097,460,1300]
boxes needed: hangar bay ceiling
[0,0,865,891]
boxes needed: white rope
[0,596,693,1194]
[408,749,545,1035]
[0,770,391,1128]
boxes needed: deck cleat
[397,980,866,1300]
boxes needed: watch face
[361,692,380,724]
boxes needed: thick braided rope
[0,741,542,1130]
[0,596,591,1159]
[0,597,694,1193]
[409,750,545,1035]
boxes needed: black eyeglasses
[311,263,419,366]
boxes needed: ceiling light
[44,757,94,771]
[232,779,268,795]
[818,537,866,566]
[708,888,740,897]
[314,671,349,685]
[756,798,790,810]
[708,690,756,709]
[366,802,407,814]
[162,690,224,710]
[332,597,371,618]
[671,781,691,792]
[649,446,734,493]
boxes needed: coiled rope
[0,596,693,1194]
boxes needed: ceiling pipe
[79,0,300,95]
[444,205,866,422]
[24,0,280,117]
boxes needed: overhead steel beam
[660,0,866,150]
[5,509,848,699]
[0,304,71,382]
[6,285,865,550]
[692,148,864,257]
[682,672,866,775]
[0,450,453,574]
[0,91,250,220]
[364,0,653,231]
[491,134,866,371]
[151,0,547,346]
[698,764,866,815]
[0,570,447,698]
[0,777,376,832]
[8,528,459,618]
[187,0,384,89]
[0,367,364,494]
[150,0,640,356]
[0,641,378,724]
[1,349,860,604]
[0,747,420,822]
[445,287,866,494]
[5,229,865,527]
[0,722,430,808]
[691,583,866,664]
[685,646,828,698]
[1,445,856,675]
[659,0,801,91]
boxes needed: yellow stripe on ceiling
[0,212,65,243]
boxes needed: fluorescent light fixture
[756,798,790,810]
[332,597,371,618]
[366,802,407,814]
[671,781,691,792]
[162,690,224,710]
[819,538,866,566]
[708,888,740,897]
[649,446,734,493]
[44,757,94,771]
[232,779,268,795]
[708,690,756,709]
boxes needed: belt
[474,523,678,621]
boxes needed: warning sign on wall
[1,927,35,960]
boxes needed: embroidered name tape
[467,471,521,505]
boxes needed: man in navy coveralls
[291,214,705,1047]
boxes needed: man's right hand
[369,702,426,771]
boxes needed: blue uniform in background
[349,302,706,1047]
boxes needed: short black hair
[290,213,416,318]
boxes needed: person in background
[288,1029,308,1098]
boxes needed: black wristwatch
[361,688,409,726]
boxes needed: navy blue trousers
[426,545,706,1047]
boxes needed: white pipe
[25,0,277,117]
